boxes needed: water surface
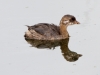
[0,0,100,75]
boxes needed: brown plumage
[24,14,80,40]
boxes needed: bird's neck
[60,23,69,38]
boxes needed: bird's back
[28,23,60,37]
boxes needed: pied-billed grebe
[24,14,80,40]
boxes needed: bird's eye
[70,17,76,22]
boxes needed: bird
[24,14,80,40]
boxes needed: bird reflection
[60,38,82,62]
[25,38,60,49]
[25,38,82,62]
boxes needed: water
[25,38,82,61]
[0,0,100,75]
